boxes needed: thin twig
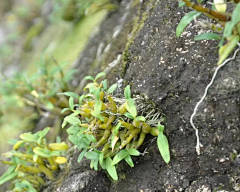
[190,48,240,155]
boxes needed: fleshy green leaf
[231,3,240,25]
[218,35,239,65]
[128,148,140,156]
[93,159,98,171]
[95,72,106,81]
[50,151,61,156]
[69,97,74,110]
[113,122,121,135]
[79,95,86,105]
[33,154,38,162]
[102,79,108,90]
[71,110,81,117]
[64,116,81,125]
[91,111,104,121]
[62,120,68,129]
[157,123,165,133]
[178,0,185,7]
[223,22,235,38]
[67,125,80,134]
[36,127,50,144]
[20,180,37,192]
[99,153,106,169]
[94,87,100,100]
[124,112,134,119]
[33,147,52,158]
[11,155,25,166]
[0,165,18,185]
[68,135,77,145]
[85,134,97,143]
[78,149,87,163]
[176,11,201,38]
[126,98,137,118]
[85,151,100,160]
[112,149,129,166]
[58,92,79,99]
[93,100,102,115]
[194,33,221,41]
[99,152,104,166]
[124,155,134,167]
[83,83,95,91]
[218,37,224,47]
[77,142,90,151]
[157,133,170,164]
[20,132,38,142]
[124,85,131,99]
[61,108,71,113]
[223,3,240,38]
[0,171,18,186]
[106,157,118,180]
[84,76,94,81]
[107,83,118,94]
[237,23,240,35]
[91,100,104,120]
[134,116,146,122]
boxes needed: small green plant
[0,59,77,151]
[0,128,68,191]
[177,0,240,65]
[62,72,170,180]
[0,59,77,117]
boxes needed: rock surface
[46,0,240,191]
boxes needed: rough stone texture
[54,170,109,192]
[43,150,111,192]
[47,0,240,191]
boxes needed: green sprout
[62,72,170,180]
[0,128,69,191]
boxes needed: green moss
[121,0,157,77]
[121,13,146,77]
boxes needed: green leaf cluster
[62,72,169,180]
[0,128,68,191]
[0,59,77,119]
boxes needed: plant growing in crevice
[0,128,68,191]
[62,72,170,180]
[177,0,240,154]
